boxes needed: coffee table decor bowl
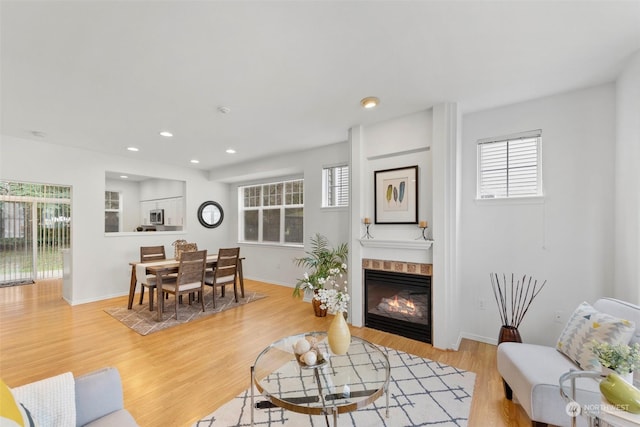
[251,332,390,426]
[293,335,329,369]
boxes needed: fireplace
[364,269,432,343]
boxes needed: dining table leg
[127,265,137,309]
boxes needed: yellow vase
[328,312,351,355]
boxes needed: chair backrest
[140,245,166,262]
[176,249,207,286]
[213,247,240,285]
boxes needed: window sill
[474,195,544,206]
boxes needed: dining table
[127,253,245,321]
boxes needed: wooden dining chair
[159,250,207,320]
[204,247,240,309]
[139,245,166,309]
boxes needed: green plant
[592,340,640,374]
[293,233,348,299]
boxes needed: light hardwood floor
[0,279,531,426]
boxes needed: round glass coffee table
[250,332,390,426]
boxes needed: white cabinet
[139,197,184,227]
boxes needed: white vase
[602,366,634,384]
[328,312,351,355]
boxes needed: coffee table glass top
[252,332,390,415]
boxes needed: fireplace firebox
[364,269,431,343]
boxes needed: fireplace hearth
[364,269,431,343]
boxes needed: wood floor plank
[0,279,531,426]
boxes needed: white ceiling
[2,1,639,171]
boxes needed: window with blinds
[322,165,349,207]
[477,131,542,199]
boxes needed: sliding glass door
[0,182,71,285]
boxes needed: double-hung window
[239,179,303,245]
[104,190,121,232]
[477,130,542,199]
[322,165,349,207]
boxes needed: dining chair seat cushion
[204,273,235,284]
[162,281,201,292]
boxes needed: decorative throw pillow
[557,301,636,370]
[0,378,34,427]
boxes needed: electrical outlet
[479,298,487,310]
[554,310,563,323]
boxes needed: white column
[349,125,364,326]
[431,103,461,349]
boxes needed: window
[104,191,121,232]
[477,130,542,199]
[322,165,349,207]
[239,179,303,245]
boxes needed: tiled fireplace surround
[362,258,433,277]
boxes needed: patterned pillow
[0,378,34,427]
[556,301,636,370]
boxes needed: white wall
[459,84,617,346]
[209,141,350,288]
[1,135,230,304]
[614,49,640,304]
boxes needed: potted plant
[293,233,348,317]
[591,340,640,382]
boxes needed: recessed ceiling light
[190,159,200,164]
[159,131,173,137]
[360,96,380,109]
[120,175,128,179]
[226,148,236,154]
[127,147,139,152]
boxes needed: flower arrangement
[293,233,348,298]
[592,340,640,374]
[315,280,350,314]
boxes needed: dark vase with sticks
[490,273,547,344]
[491,273,547,400]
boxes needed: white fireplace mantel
[359,239,434,250]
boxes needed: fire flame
[388,295,416,315]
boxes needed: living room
[1,1,639,426]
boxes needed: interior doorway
[0,181,71,285]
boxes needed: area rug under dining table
[105,288,267,335]
[194,346,476,426]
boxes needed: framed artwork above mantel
[374,165,418,224]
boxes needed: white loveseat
[497,298,640,427]
[4,367,138,426]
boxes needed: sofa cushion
[82,409,138,427]
[497,342,599,427]
[556,301,635,370]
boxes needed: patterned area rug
[194,347,475,427]
[105,289,267,335]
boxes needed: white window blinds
[322,165,349,207]
[477,130,542,199]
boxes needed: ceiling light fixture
[120,175,128,179]
[225,149,236,154]
[190,159,200,164]
[159,131,173,137]
[127,147,139,152]
[360,96,380,109]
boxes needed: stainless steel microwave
[150,209,164,225]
